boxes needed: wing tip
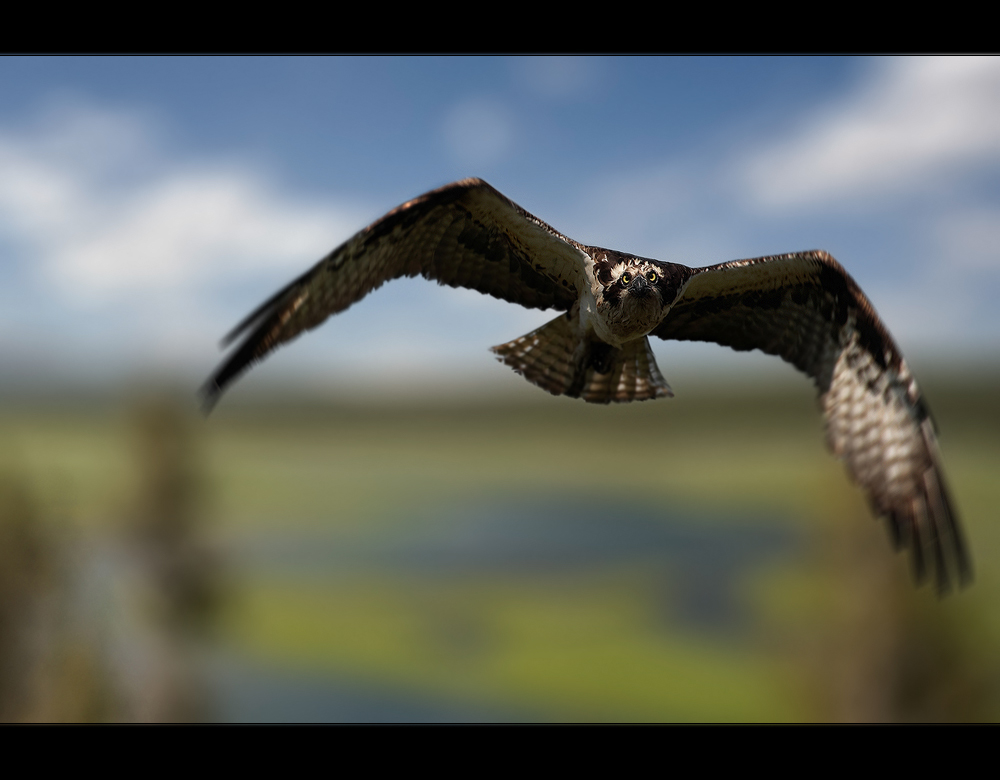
[198,378,223,417]
[200,321,275,416]
[924,443,973,595]
[882,474,973,597]
[199,335,273,416]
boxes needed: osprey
[203,178,971,592]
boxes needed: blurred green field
[2,374,998,721]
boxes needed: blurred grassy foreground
[1,374,998,722]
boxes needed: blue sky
[2,56,998,398]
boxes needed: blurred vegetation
[0,371,997,721]
[0,474,117,721]
[0,395,223,722]
[121,399,225,721]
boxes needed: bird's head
[593,252,682,337]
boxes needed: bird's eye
[621,272,632,284]
[646,271,658,283]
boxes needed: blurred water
[7,388,995,721]
[208,655,542,723]
[190,498,801,722]
[232,497,799,632]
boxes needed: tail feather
[491,314,672,404]
[490,312,581,396]
[580,337,673,403]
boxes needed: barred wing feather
[654,250,971,591]
[202,179,588,407]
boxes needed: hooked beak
[628,275,653,299]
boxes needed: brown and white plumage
[202,178,971,592]
[655,253,969,591]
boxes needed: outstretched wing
[653,250,971,591]
[202,178,589,407]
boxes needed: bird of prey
[202,178,971,592]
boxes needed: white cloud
[741,57,1000,209]
[47,168,345,297]
[0,103,362,302]
[0,100,564,387]
[558,58,1000,361]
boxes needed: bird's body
[203,178,971,592]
